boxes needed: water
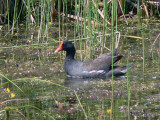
[0,20,160,120]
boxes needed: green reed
[94,0,98,39]
[62,0,65,40]
[77,0,81,49]
[88,1,92,58]
[73,0,77,43]
[80,0,83,44]
[78,0,82,51]
[58,0,61,42]
[126,58,130,120]
[158,41,160,71]
[26,0,30,30]
[137,0,140,24]
[103,0,109,46]
[46,0,50,39]
[88,1,92,38]
[11,0,17,34]
[115,0,118,31]
[6,0,10,30]
[111,0,118,119]
[142,26,145,73]
[38,0,42,39]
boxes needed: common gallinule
[55,40,134,78]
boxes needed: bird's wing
[82,54,123,72]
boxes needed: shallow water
[0,19,160,120]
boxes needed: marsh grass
[2,0,159,36]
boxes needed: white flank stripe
[97,70,104,73]
[121,69,127,73]
[89,70,97,73]
[83,70,104,74]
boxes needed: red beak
[54,41,64,53]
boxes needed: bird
[54,40,134,78]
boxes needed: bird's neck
[66,48,75,60]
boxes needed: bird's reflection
[64,77,92,89]
[64,76,125,90]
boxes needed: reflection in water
[65,77,101,89]
[64,76,127,89]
